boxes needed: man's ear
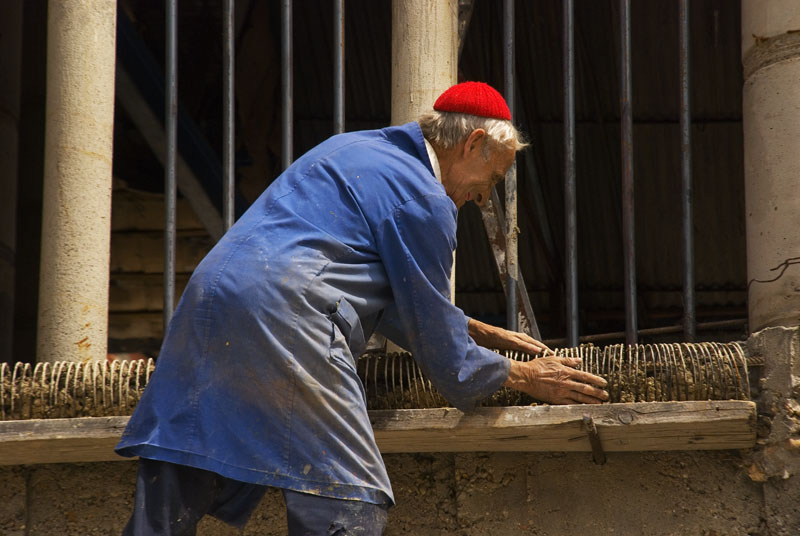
[463,129,487,157]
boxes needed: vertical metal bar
[333,0,345,134]
[620,0,637,344]
[564,0,578,347]
[164,0,178,331]
[504,0,518,333]
[282,0,293,169]
[480,190,542,340]
[223,0,235,231]
[679,0,695,341]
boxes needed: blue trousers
[122,458,389,535]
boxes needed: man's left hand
[467,318,551,355]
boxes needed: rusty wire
[357,342,751,409]
[0,342,753,419]
[0,359,154,421]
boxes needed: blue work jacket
[116,122,510,506]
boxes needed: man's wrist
[503,358,523,389]
[467,317,484,340]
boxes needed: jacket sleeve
[373,194,510,411]
[374,304,411,350]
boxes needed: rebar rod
[223,0,235,231]
[281,0,294,169]
[333,0,345,134]
[164,0,178,330]
[564,0,578,347]
[542,318,746,347]
[679,0,695,341]
[620,0,637,344]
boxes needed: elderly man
[117,81,608,535]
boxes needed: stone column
[0,1,23,363]
[38,0,117,363]
[742,1,800,331]
[391,0,458,126]
[742,3,800,531]
[391,0,458,303]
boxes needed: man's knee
[283,489,389,536]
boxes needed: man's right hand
[503,356,609,405]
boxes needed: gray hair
[417,110,528,157]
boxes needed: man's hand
[467,318,607,404]
[503,357,609,405]
[468,318,550,355]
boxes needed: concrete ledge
[0,401,756,465]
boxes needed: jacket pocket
[327,297,366,362]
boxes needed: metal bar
[479,191,542,340]
[164,0,178,331]
[679,0,695,341]
[281,0,293,169]
[582,416,607,465]
[564,0,578,347]
[504,0,518,332]
[468,0,541,339]
[542,319,747,348]
[222,0,235,231]
[333,0,345,134]
[117,11,229,240]
[620,0,637,344]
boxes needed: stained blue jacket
[116,122,510,505]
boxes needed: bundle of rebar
[0,359,154,420]
[0,342,752,421]
[358,342,751,409]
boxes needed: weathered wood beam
[111,188,205,232]
[0,416,130,465]
[108,312,166,340]
[0,402,755,466]
[110,273,191,313]
[110,230,213,274]
[371,401,756,453]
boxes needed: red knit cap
[433,81,511,121]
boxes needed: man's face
[443,131,516,209]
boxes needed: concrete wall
[0,451,764,536]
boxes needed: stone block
[26,461,137,536]
[0,466,26,536]
[524,451,762,535]
[384,453,457,535]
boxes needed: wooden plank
[371,401,756,453]
[110,273,190,312]
[0,402,755,466]
[112,188,205,232]
[109,312,164,340]
[0,416,131,465]
[110,230,213,273]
